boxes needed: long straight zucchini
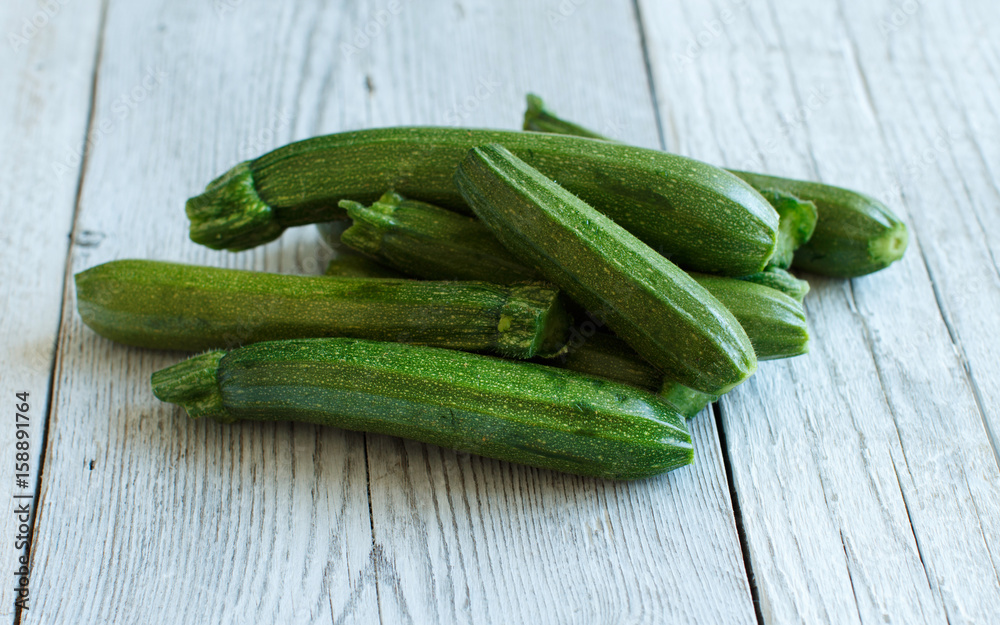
[187,127,779,276]
[455,143,756,396]
[151,338,694,480]
[522,94,908,277]
[75,259,568,357]
[338,190,810,360]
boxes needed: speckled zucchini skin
[187,127,778,276]
[340,191,539,283]
[729,171,909,277]
[338,191,808,360]
[150,338,694,480]
[75,259,568,357]
[455,144,757,396]
[522,93,906,278]
[737,267,810,302]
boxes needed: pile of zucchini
[75,94,907,480]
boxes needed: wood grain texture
[21,0,756,624]
[23,2,374,623]
[636,0,1000,622]
[0,0,104,618]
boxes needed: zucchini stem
[150,351,234,422]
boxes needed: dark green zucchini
[522,93,907,277]
[151,338,694,480]
[542,332,715,418]
[188,127,779,276]
[455,143,756,396]
[75,259,567,357]
[738,267,810,302]
[337,190,810,360]
[757,189,818,269]
[729,171,909,277]
[340,191,538,283]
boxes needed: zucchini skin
[75,259,568,358]
[455,144,757,396]
[151,338,694,480]
[340,191,539,283]
[338,191,809,360]
[188,127,778,276]
[545,333,715,418]
[729,171,909,277]
[737,267,810,302]
[523,94,907,277]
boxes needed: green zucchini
[324,254,404,279]
[151,338,694,480]
[738,266,810,302]
[454,143,756,396]
[337,190,810,360]
[340,191,538,283]
[729,171,909,277]
[522,93,907,277]
[546,333,716,418]
[75,259,568,357]
[757,189,818,269]
[188,127,779,276]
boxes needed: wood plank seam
[714,403,766,625]
[629,0,667,151]
[17,2,111,624]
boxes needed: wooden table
[2,0,997,623]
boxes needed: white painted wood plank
[23,2,378,623]
[0,0,103,618]
[353,1,757,622]
[636,0,1000,622]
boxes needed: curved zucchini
[455,143,756,396]
[75,259,568,358]
[188,127,778,276]
[523,93,907,277]
[151,338,694,480]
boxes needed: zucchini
[75,259,568,358]
[738,266,810,302]
[522,93,907,277]
[693,273,809,360]
[340,191,538,283]
[151,338,694,480]
[729,171,909,277]
[324,254,404,279]
[188,127,779,276]
[547,333,716,418]
[757,189,818,269]
[337,190,810,360]
[454,143,756,396]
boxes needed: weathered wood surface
[2,0,998,623]
[17,1,754,624]
[636,0,1000,623]
[0,0,104,618]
